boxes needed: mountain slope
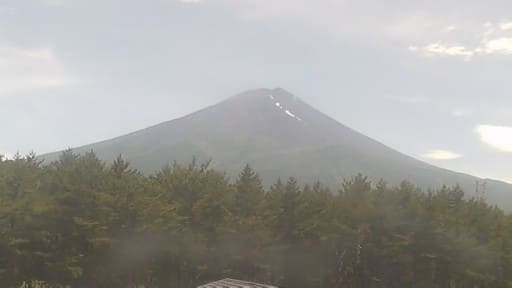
[41,88,512,207]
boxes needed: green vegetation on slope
[1,152,512,287]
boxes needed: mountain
[41,88,512,207]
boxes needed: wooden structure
[197,278,278,288]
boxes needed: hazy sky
[1,0,511,183]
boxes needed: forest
[0,151,511,288]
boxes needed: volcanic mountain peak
[40,88,512,209]
[218,88,306,121]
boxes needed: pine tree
[234,164,264,218]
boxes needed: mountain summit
[42,88,512,207]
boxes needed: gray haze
[1,0,511,183]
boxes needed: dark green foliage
[1,152,511,287]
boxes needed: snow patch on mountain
[271,95,302,121]
[285,109,302,121]
[285,110,295,118]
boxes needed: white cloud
[484,37,512,54]
[410,39,512,59]
[218,1,506,54]
[500,22,512,31]
[423,43,474,57]
[422,150,462,160]
[409,20,512,59]
[476,125,512,152]
[0,42,70,96]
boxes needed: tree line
[0,151,511,287]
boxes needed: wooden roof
[197,278,278,288]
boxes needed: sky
[1,0,511,183]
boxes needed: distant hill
[41,88,512,208]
